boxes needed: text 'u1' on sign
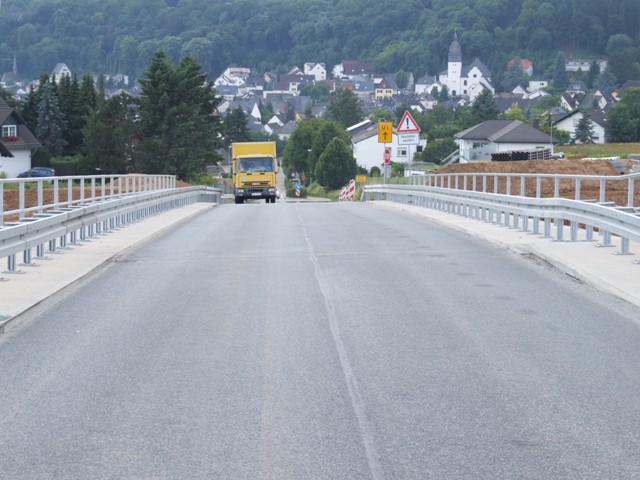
[378,121,393,143]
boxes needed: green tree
[395,69,408,90]
[300,82,331,103]
[470,88,500,123]
[326,88,364,128]
[586,61,600,89]
[573,112,595,144]
[417,138,458,164]
[57,74,85,155]
[36,80,67,155]
[552,51,568,89]
[501,59,529,92]
[369,109,394,122]
[222,107,252,146]
[282,118,322,182]
[438,85,450,102]
[394,103,415,124]
[78,74,98,116]
[309,119,351,178]
[82,93,134,174]
[593,68,617,92]
[19,84,41,134]
[607,87,640,142]
[259,101,275,124]
[503,104,527,122]
[134,51,222,180]
[314,137,356,189]
[0,85,18,108]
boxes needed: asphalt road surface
[1,202,640,479]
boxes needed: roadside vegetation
[561,143,640,159]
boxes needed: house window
[464,80,467,86]
[397,147,408,157]
[2,125,17,138]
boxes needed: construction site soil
[436,158,640,207]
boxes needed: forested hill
[1,0,639,86]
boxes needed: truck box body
[231,141,278,204]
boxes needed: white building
[51,63,71,83]
[415,32,494,102]
[303,62,327,81]
[349,120,427,173]
[554,110,606,144]
[0,96,42,177]
[454,120,553,162]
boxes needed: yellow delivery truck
[231,141,278,204]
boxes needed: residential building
[614,80,640,100]
[508,58,534,76]
[348,76,374,100]
[274,74,315,94]
[349,120,426,172]
[528,77,549,91]
[561,92,579,111]
[554,110,606,144]
[0,96,42,177]
[373,79,396,100]
[332,60,374,80]
[454,120,553,162]
[580,90,616,111]
[304,63,327,81]
[414,74,438,96]
[51,63,72,82]
[495,93,540,114]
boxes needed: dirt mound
[435,159,639,207]
[438,159,620,177]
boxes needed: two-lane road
[1,202,640,479]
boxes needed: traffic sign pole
[384,145,389,184]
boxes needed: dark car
[17,167,56,178]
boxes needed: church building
[415,31,494,102]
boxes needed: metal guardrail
[1,173,176,225]
[1,175,221,275]
[403,170,639,208]
[364,173,640,261]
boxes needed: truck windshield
[237,157,273,173]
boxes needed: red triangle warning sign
[397,110,421,133]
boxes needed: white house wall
[458,139,553,161]
[556,115,606,144]
[0,150,32,178]
[353,135,427,172]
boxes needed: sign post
[383,147,391,184]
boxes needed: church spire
[448,30,462,63]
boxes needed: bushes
[50,155,83,176]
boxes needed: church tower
[447,31,462,96]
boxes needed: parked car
[17,167,56,178]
